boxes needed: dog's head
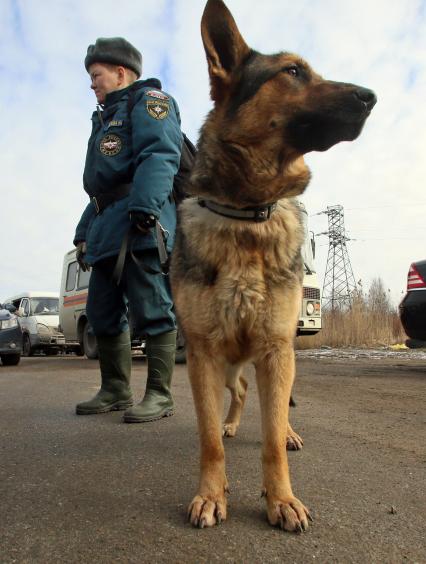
[198,0,376,204]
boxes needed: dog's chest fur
[171,198,304,348]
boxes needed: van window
[77,267,91,290]
[32,298,59,314]
[66,262,78,292]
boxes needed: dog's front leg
[187,346,228,528]
[255,344,312,532]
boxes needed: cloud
[1,0,425,308]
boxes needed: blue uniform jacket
[74,78,183,264]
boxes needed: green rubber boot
[123,330,176,423]
[76,331,133,415]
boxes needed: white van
[59,250,97,358]
[298,202,322,335]
[5,292,66,356]
[59,251,145,359]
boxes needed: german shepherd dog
[170,0,376,532]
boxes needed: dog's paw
[223,422,238,437]
[265,494,312,533]
[286,428,303,451]
[187,494,227,528]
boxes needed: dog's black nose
[355,87,377,110]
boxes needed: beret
[85,37,142,77]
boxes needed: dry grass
[296,309,406,349]
[295,278,406,349]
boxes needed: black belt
[91,183,132,214]
[198,199,277,222]
[112,221,170,285]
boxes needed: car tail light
[407,263,426,290]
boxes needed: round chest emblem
[99,134,122,156]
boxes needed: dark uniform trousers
[86,250,176,338]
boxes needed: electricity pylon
[316,205,357,310]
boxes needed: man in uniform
[74,37,182,423]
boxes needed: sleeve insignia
[146,100,169,120]
[99,134,122,156]
[146,90,169,100]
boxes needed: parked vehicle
[59,250,146,360]
[4,292,65,356]
[399,260,426,347]
[59,250,98,358]
[0,303,22,365]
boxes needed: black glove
[130,211,157,234]
[76,241,90,272]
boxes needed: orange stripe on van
[63,293,88,307]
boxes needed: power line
[316,236,422,246]
[311,203,426,216]
[347,237,423,242]
[345,203,426,211]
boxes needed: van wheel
[83,323,98,359]
[1,354,21,366]
[22,334,33,357]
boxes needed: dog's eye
[284,66,299,77]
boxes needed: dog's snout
[354,87,377,110]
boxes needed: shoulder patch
[146,90,169,100]
[146,100,169,120]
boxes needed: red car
[399,260,426,347]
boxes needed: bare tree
[367,277,393,314]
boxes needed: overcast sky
[1,0,425,306]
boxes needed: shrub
[295,278,406,349]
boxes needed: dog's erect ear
[201,0,250,101]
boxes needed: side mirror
[4,303,17,313]
[310,233,316,260]
[18,307,25,317]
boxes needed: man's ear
[201,0,250,102]
[116,65,126,85]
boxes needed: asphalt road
[1,353,425,563]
